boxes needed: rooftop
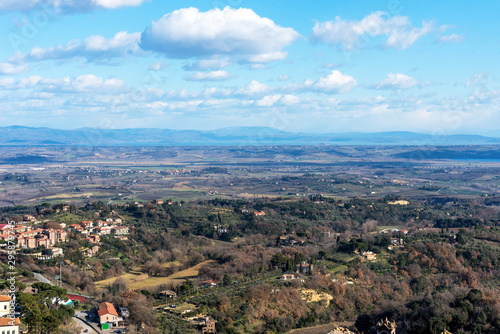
[0,295,11,302]
[98,301,118,317]
[0,318,21,326]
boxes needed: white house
[0,296,11,317]
[0,318,21,334]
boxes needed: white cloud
[5,74,124,92]
[4,31,142,70]
[438,24,455,33]
[140,7,300,63]
[94,0,147,9]
[0,77,16,88]
[236,81,273,96]
[26,31,142,62]
[71,74,124,92]
[255,94,281,107]
[306,70,358,93]
[246,51,288,64]
[375,73,419,90]
[0,0,147,13]
[2,71,499,133]
[148,61,167,71]
[311,11,433,50]
[184,58,230,71]
[279,94,300,105]
[0,62,29,75]
[436,34,465,43]
[278,75,290,82]
[186,70,232,81]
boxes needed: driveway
[73,315,100,334]
[34,272,54,285]
[74,311,101,334]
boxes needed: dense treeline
[2,196,499,333]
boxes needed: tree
[31,282,67,309]
[222,273,232,286]
[16,291,73,334]
[128,294,157,328]
[179,279,195,294]
[109,277,127,295]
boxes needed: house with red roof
[97,301,121,328]
[0,317,21,334]
[202,280,217,288]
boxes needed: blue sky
[0,0,499,135]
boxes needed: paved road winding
[33,272,54,285]
[73,313,100,334]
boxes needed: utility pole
[58,261,63,287]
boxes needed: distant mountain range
[1,126,500,146]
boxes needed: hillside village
[0,195,498,333]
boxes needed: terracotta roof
[18,229,42,235]
[98,301,118,317]
[0,295,11,302]
[67,294,87,302]
[0,318,21,326]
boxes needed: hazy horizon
[2,124,500,137]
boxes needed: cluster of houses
[362,251,377,261]
[387,237,405,250]
[0,216,129,261]
[280,261,313,281]
[0,224,68,254]
[68,219,129,243]
[192,316,216,333]
[158,291,216,333]
[0,295,22,334]
[277,235,306,246]
[212,224,228,234]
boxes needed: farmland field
[95,260,217,290]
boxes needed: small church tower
[376,318,396,334]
